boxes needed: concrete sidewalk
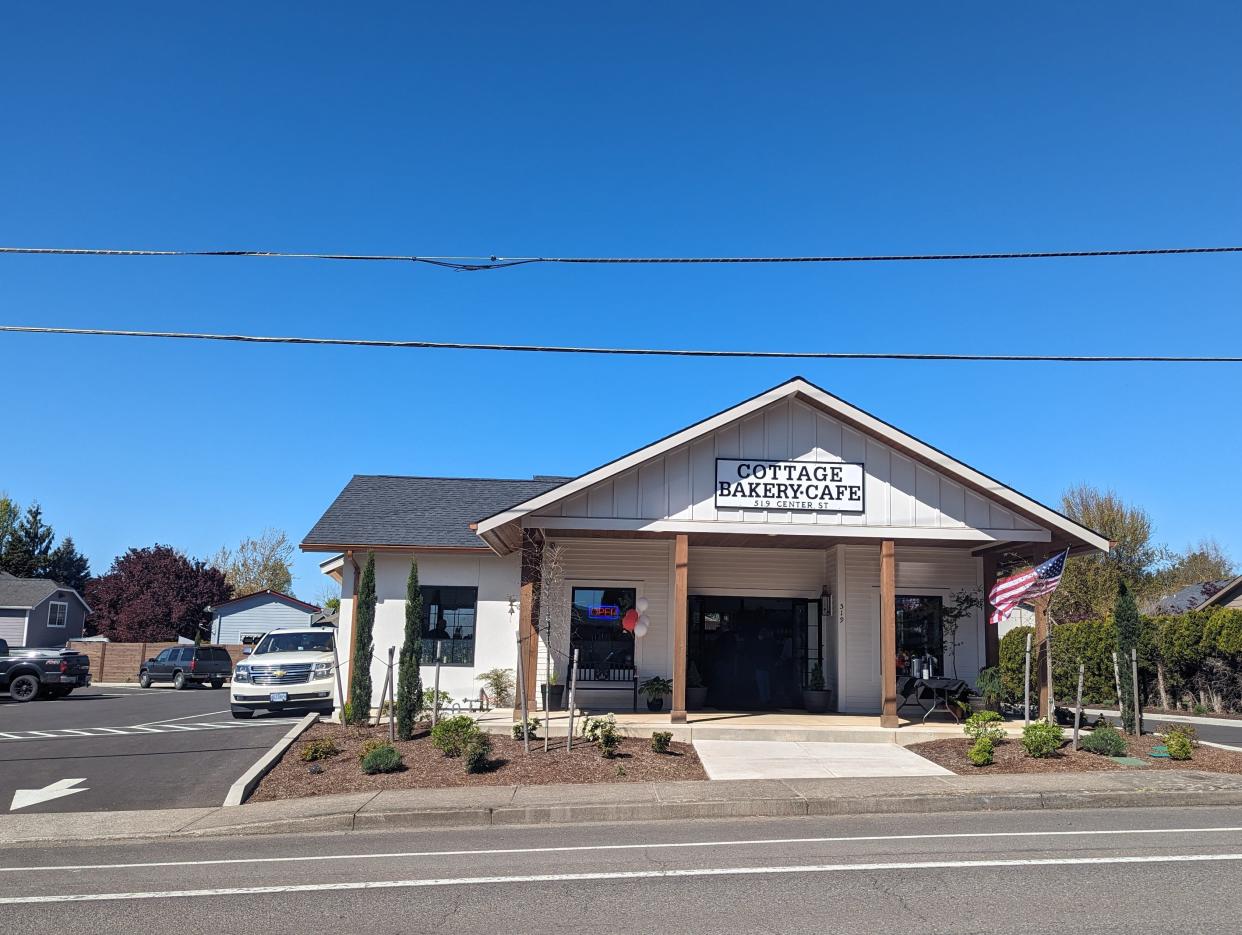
[5,770,1242,847]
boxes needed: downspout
[346,550,361,701]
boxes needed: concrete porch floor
[475,708,1024,746]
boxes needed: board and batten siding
[538,537,673,711]
[212,597,315,644]
[532,397,1042,535]
[836,544,984,713]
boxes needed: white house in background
[207,590,321,645]
[302,377,1109,723]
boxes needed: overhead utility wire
[2,244,1241,271]
[2,325,1239,363]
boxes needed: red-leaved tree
[85,545,232,641]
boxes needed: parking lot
[0,684,296,814]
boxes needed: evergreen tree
[395,557,424,740]
[1115,580,1141,733]
[0,504,55,578]
[347,552,376,724]
[47,536,91,591]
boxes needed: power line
[2,243,1241,271]
[2,325,1239,363]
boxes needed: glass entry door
[688,596,821,710]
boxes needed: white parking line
[6,853,1242,904]
[133,710,231,728]
[0,721,287,743]
[5,825,1242,874]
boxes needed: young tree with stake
[396,557,424,740]
[348,552,377,724]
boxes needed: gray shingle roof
[1146,579,1235,615]
[0,575,84,610]
[302,475,568,550]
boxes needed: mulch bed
[251,721,706,802]
[909,731,1242,775]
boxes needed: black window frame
[420,585,478,667]
[569,586,637,674]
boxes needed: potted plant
[686,661,708,709]
[640,676,673,712]
[541,668,564,711]
[803,662,831,713]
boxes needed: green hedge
[999,607,1242,712]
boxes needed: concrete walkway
[4,770,1242,847]
[694,739,953,780]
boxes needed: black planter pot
[542,684,565,710]
[802,689,832,714]
[686,685,709,709]
[646,697,665,712]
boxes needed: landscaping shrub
[963,710,1005,745]
[360,743,403,774]
[464,734,492,773]
[1164,722,1199,746]
[423,688,453,711]
[431,715,481,757]
[479,667,516,707]
[1021,720,1065,758]
[651,731,673,754]
[975,667,1004,710]
[1165,732,1193,761]
[1080,724,1127,757]
[999,626,1034,703]
[967,736,994,767]
[300,738,340,762]
[583,715,622,757]
[511,717,541,741]
[580,713,618,742]
[358,738,386,762]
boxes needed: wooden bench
[566,663,639,712]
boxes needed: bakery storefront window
[895,595,944,676]
[421,586,478,666]
[570,587,636,673]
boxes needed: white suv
[230,627,337,719]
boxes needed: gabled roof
[476,376,1111,554]
[0,575,90,612]
[208,590,321,614]
[1149,576,1242,614]
[302,475,567,552]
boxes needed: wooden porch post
[517,528,544,721]
[880,539,898,728]
[671,533,689,723]
[982,552,999,669]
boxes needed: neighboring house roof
[1148,576,1242,615]
[475,376,1111,555]
[301,475,567,551]
[208,590,321,614]
[311,608,339,627]
[0,575,90,613]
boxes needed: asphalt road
[1089,708,1242,748]
[0,684,293,813]
[1,805,1241,932]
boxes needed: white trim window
[47,601,68,628]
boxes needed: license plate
[270,692,288,703]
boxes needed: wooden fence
[67,641,247,683]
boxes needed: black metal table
[897,676,971,723]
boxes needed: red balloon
[622,609,639,632]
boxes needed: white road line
[5,853,1242,904]
[0,733,19,740]
[132,710,230,728]
[6,825,1242,874]
[0,721,284,743]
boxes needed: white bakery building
[304,377,1107,725]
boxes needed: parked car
[230,627,336,719]
[138,645,233,690]
[0,638,91,702]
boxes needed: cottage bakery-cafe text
[305,377,1108,727]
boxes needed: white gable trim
[476,377,1109,553]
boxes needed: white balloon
[638,613,650,629]
[636,596,649,614]
[634,620,649,638]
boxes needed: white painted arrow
[10,778,88,811]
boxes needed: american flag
[987,549,1069,625]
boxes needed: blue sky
[3,3,1240,599]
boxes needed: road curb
[223,713,320,807]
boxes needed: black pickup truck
[0,639,92,702]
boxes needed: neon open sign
[588,605,620,620]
